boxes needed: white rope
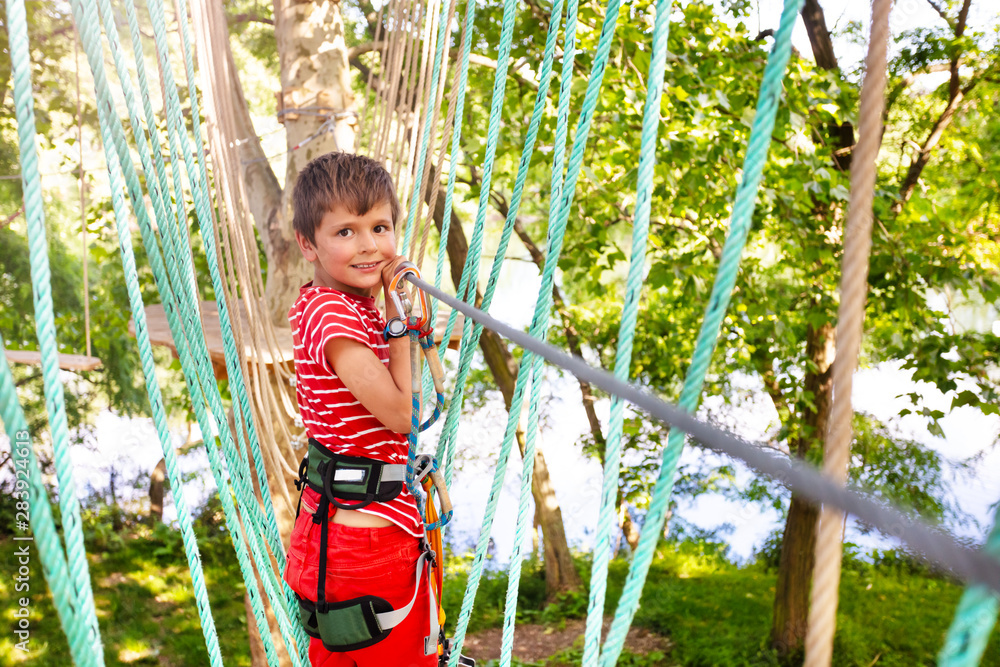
[803,0,892,661]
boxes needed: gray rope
[405,275,1000,594]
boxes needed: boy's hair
[292,152,400,245]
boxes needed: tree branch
[800,0,855,170]
[229,12,273,26]
[0,204,24,232]
[894,47,991,212]
[800,0,839,71]
[949,0,972,100]
[15,370,42,389]
[894,88,966,212]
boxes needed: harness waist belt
[303,438,406,510]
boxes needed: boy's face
[296,202,396,297]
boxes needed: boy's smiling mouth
[352,262,380,269]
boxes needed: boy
[283,151,436,667]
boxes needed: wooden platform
[131,300,464,379]
[129,300,295,379]
[4,350,103,371]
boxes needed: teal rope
[148,0,301,648]
[449,1,624,663]
[583,2,671,665]
[71,0,281,659]
[402,0,454,254]
[428,0,485,487]
[73,0,296,661]
[121,0,201,310]
[0,375,98,667]
[938,518,1000,665]
[486,0,567,662]
[146,0,291,589]
[96,0,282,609]
[143,11,304,650]
[496,14,584,651]
[5,0,104,662]
[435,0,572,484]
[599,0,805,662]
[154,0,309,649]
[0,342,98,667]
[547,0,580,233]
[91,5,226,664]
[423,0,481,464]
[166,10,306,643]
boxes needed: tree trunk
[771,495,819,657]
[771,321,835,656]
[430,188,581,596]
[268,0,358,326]
[767,5,852,654]
[149,458,166,524]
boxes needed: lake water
[65,353,999,570]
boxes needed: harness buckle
[304,439,404,511]
[294,456,308,492]
[438,635,476,667]
[413,454,436,483]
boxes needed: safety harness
[291,264,474,665]
[294,439,441,653]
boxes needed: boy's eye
[336,228,352,237]
[375,224,392,234]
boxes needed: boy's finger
[382,256,412,283]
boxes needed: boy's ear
[295,230,317,262]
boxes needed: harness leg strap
[374,550,431,630]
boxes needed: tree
[424,0,997,657]
[0,1,163,503]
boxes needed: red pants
[284,506,437,667]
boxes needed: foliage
[394,0,1000,545]
[1,526,996,665]
[0,517,250,665]
[446,538,999,666]
[739,410,972,525]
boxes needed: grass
[617,540,1000,666]
[444,539,1000,666]
[0,519,251,666]
[1,526,997,666]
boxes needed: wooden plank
[129,300,296,379]
[4,350,103,372]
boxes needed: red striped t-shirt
[289,282,423,537]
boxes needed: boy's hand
[382,255,412,320]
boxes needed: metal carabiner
[388,261,430,331]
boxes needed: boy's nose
[358,232,377,252]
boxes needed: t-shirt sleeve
[298,293,372,372]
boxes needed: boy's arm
[324,336,412,433]
[324,255,414,434]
